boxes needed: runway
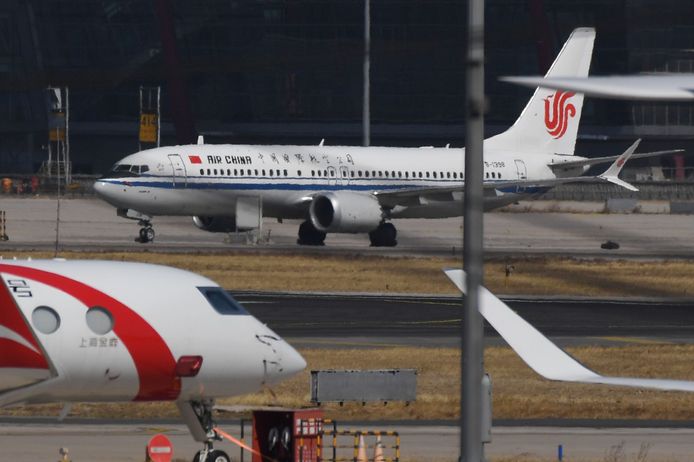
[3,197,694,258]
[1,421,693,461]
[236,292,694,346]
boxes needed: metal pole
[64,87,70,184]
[54,124,61,258]
[156,86,161,147]
[461,0,485,460]
[362,0,371,147]
[139,86,143,151]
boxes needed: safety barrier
[314,422,400,462]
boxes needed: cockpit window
[198,287,248,315]
[104,163,149,178]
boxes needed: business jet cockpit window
[198,287,249,315]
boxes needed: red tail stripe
[0,339,48,369]
[0,264,180,401]
[0,277,41,352]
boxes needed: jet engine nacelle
[309,191,383,233]
[192,216,237,233]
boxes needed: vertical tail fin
[485,27,595,155]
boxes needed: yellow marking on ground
[598,336,673,345]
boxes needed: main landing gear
[297,220,326,246]
[178,400,231,462]
[369,222,397,247]
[137,220,155,243]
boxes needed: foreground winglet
[597,139,640,192]
[444,269,694,392]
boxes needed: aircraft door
[338,165,350,185]
[168,154,188,188]
[327,166,337,186]
[514,159,527,180]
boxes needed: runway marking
[288,338,407,348]
[598,336,673,345]
[395,318,461,325]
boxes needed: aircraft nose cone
[282,343,307,377]
[93,180,120,206]
[93,180,106,197]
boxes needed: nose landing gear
[178,400,231,462]
[137,220,155,243]
[116,208,156,244]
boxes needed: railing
[315,424,400,462]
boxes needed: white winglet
[597,139,640,192]
[444,269,694,392]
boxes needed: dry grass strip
[4,251,694,297]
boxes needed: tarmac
[2,197,694,257]
[1,421,693,461]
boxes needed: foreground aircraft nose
[282,342,307,377]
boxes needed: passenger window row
[195,168,482,180]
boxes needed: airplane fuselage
[95,144,586,219]
[0,260,305,406]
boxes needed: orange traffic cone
[357,435,368,462]
[374,435,385,462]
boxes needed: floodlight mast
[461,0,485,460]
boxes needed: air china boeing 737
[94,28,677,247]
[0,259,305,462]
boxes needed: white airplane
[445,269,694,392]
[94,28,677,247]
[501,74,694,101]
[0,258,306,462]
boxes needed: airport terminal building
[0,0,692,175]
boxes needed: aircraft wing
[374,140,640,207]
[444,269,694,393]
[500,74,694,101]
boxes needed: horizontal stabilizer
[444,269,694,392]
[597,139,639,192]
[548,149,684,171]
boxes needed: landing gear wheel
[193,449,230,462]
[137,225,155,243]
[369,222,397,247]
[297,220,326,246]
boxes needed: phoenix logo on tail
[544,90,576,139]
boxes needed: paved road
[3,197,694,257]
[236,292,694,346]
[1,422,692,461]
